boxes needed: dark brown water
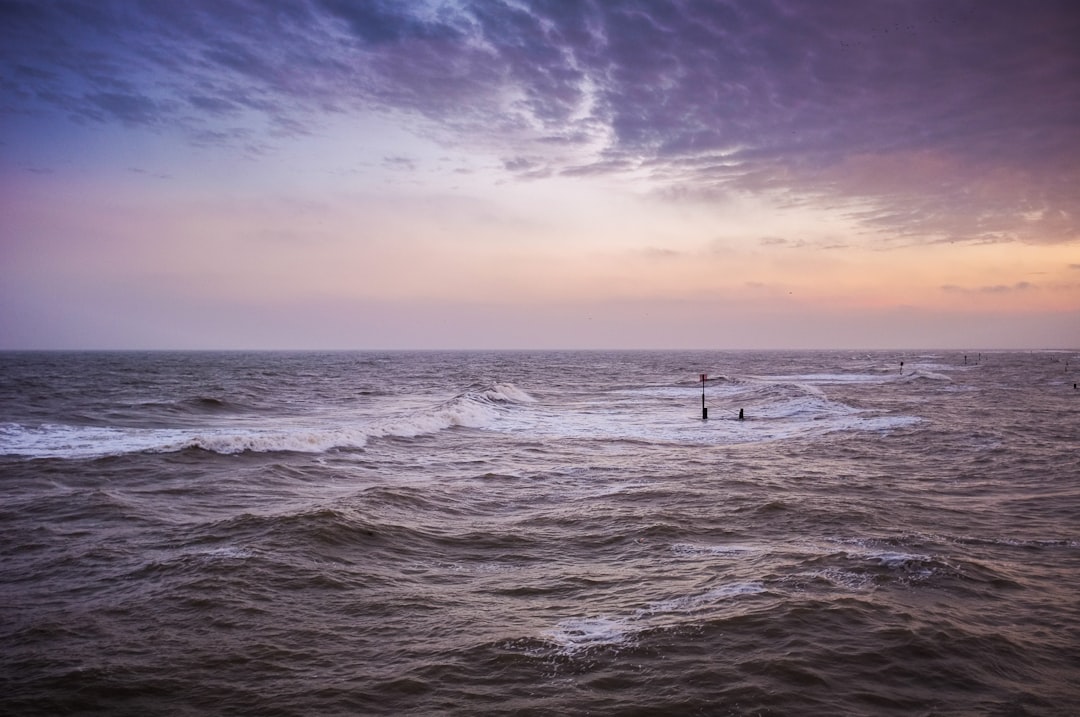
[1,350,1077,715]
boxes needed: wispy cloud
[382,155,417,171]
[3,0,1078,245]
[941,281,1037,294]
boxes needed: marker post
[700,373,708,420]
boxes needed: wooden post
[700,373,708,420]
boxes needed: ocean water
[1,350,1077,716]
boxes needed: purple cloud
[2,0,1078,244]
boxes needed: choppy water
[1,350,1078,716]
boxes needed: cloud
[382,155,417,171]
[759,236,791,247]
[187,94,239,115]
[941,281,1037,294]
[127,167,171,180]
[82,91,165,126]
[641,247,681,259]
[2,0,1079,244]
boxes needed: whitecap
[0,422,195,459]
[640,582,765,615]
[758,373,891,385]
[179,426,371,454]
[899,368,952,382]
[543,616,632,654]
[670,543,759,557]
[542,580,764,656]
[0,386,530,458]
[790,568,876,592]
[856,549,933,569]
[481,382,536,403]
[198,546,254,561]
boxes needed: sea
[1,350,1077,716]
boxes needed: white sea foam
[177,426,372,455]
[497,398,921,446]
[847,415,921,432]
[858,550,928,566]
[819,537,944,580]
[640,582,765,614]
[899,368,952,382]
[198,546,254,561]
[367,382,534,439]
[543,581,763,655]
[0,383,538,459]
[670,543,759,557]
[480,383,536,403]
[0,422,195,459]
[0,417,431,459]
[789,568,876,592]
[1,370,920,459]
[368,401,497,438]
[759,373,892,385]
[543,616,632,653]
[850,549,937,579]
[753,395,856,420]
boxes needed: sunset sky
[2,0,1078,349]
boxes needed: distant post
[700,373,708,420]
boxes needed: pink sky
[2,1,1078,349]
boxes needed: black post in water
[700,373,708,420]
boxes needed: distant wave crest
[0,382,539,459]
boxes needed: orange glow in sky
[1,2,1077,348]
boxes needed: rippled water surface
[1,350,1078,715]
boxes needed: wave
[899,368,952,382]
[0,382,538,459]
[541,580,766,655]
[534,530,1031,658]
[670,542,760,557]
[543,616,632,654]
[669,536,975,594]
[168,395,259,414]
[0,421,370,459]
[753,372,889,386]
[464,382,537,404]
[363,382,536,441]
[637,582,766,615]
[125,395,264,417]
[503,372,923,446]
[1,368,925,458]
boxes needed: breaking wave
[0,382,538,459]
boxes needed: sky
[1,0,1078,350]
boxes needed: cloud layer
[3,0,1079,248]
